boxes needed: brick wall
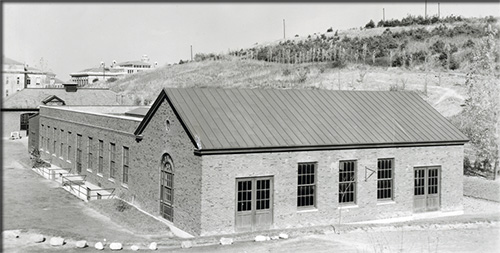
[38,106,140,201]
[134,97,202,235]
[200,145,464,235]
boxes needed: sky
[3,2,499,81]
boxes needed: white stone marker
[149,242,158,250]
[110,242,123,250]
[49,237,65,246]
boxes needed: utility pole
[425,0,428,19]
[438,3,440,19]
[383,8,385,22]
[283,19,286,39]
[190,45,193,61]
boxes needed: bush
[365,19,375,29]
[326,27,333,33]
[106,77,118,83]
[114,199,130,212]
[30,148,50,169]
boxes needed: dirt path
[431,85,466,106]
[2,139,149,244]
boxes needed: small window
[27,77,31,85]
[122,146,129,184]
[17,77,20,84]
[98,140,104,175]
[109,143,116,179]
[87,137,93,171]
[5,90,8,97]
[377,158,394,200]
[339,160,356,204]
[297,162,316,208]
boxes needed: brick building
[31,88,468,236]
[2,83,127,139]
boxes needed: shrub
[326,27,333,33]
[92,78,99,83]
[282,68,292,76]
[30,148,50,169]
[106,77,118,83]
[365,20,375,29]
[114,199,130,212]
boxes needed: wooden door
[413,166,440,212]
[235,177,273,232]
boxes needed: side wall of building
[38,106,140,199]
[28,114,40,151]
[199,145,464,235]
[134,97,203,235]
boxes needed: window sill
[97,173,103,178]
[338,204,359,209]
[52,154,57,157]
[86,169,93,173]
[297,207,318,213]
[108,178,115,183]
[59,157,64,160]
[66,160,71,164]
[121,183,129,189]
[377,200,396,206]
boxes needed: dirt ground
[2,139,155,245]
[3,138,500,252]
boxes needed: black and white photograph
[2,1,499,252]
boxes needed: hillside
[105,58,467,118]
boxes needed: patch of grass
[88,199,173,236]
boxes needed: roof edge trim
[194,140,469,156]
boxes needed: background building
[70,55,158,85]
[2,82,129,139]
[3,56,62,98]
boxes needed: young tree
[461,25,499,179]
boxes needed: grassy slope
[106,58,467,118]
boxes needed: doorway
[414,166,440,212]
[235,176,273,232]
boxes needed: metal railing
[86,188,116,201]
[61,175,87,198]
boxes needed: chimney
[63,82,78,92]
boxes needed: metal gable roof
[161,88,468,152]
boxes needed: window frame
[297,162,317,209]
[122,146,129,185]
[377,158,394,201]
[109,142,116,180]
[98,140,104,176]
[339,160,357,205]
[87,137,93,172]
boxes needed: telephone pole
[383,8,385,22]
[438,3,440,18]
[425,0,428,19]
[190,45,193,61]
[283,19,286,39]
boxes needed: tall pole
[283,19,286,39]
[190,45,193,61]
[383,8,385,22]
[425,0,428,19]
[438,3,440,19]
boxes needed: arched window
[160,154,174,221]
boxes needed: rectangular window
[297,162,316,208]
[109,143,116,179]
[76,134,82,174]
[339,160,356,204]
[377,158,394,200]
[98,140,104,175]
[67,131,72,161]
[122,146,129,184]
[87,137,93,171]
[53,127,57,155]
[46,126,51,152]
[40,124,45,150]
[60,129,64,159]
